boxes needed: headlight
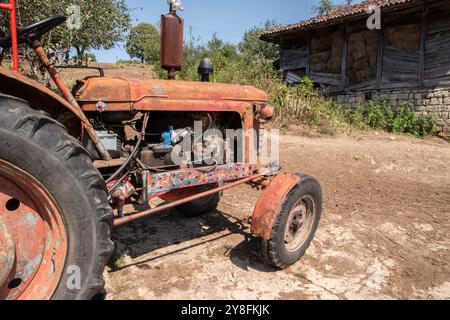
[259,104,275,120]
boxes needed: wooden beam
[279,37,286,82]
[376,29,384,89]
[340,23,348,91]
[306,32,311,76]
[345,79,377,92]
[310,72,342,86]
[419,1,428,88]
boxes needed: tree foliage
[313,0,337,16]
[239,20,280,64]
[1,0,131,60]
[313,0,354,16]
[126,23,160,64]
[171,20,281,85]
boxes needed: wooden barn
[261,0,450,132]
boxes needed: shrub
[346,101,437,137]
[366,101,387,129]
[347,106,368,130]
[387,104,437,137]
[267,78,346,132]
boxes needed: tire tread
[261,174,322,269]
[0,95,113,299]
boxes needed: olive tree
[1,0,131,60]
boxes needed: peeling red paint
[0,217,15,289]
[251,173,301,240]
[147,164,259,198]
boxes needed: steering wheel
[0,16,67,49]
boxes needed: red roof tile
[262,0,415,39]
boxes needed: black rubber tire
[177,185,221,218]
[261,174,322,269]
[0,95,114,300]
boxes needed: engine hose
[196,160,218,173]
[105,138,142,184]
[106,113,149,185]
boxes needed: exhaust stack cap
[168,0,183,11]
[198,58,214,82]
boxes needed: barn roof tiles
[261,0,415,40]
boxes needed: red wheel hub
[0,217,15,287]
[284,195,316,253]
[0,159,67,300]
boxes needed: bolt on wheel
[284,195,317,253]
[261,174,323,269]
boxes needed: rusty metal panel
[74,76,133,110]
[114,172,266,227]
[0,66,82,121]
[148,164,259,197]
[251,173,301,240]
[74,77,268,113]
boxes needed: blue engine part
[161,126,174,147]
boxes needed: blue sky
[94,0,352,62]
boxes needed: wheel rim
[284,195,316,253]
[0,159,67,300]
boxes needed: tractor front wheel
[0,95,114,300]
[261,174,322,269]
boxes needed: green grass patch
[346,101,437,137]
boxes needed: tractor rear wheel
[0,95,114,300]
[178,193,221,217]
[177,184,221,217]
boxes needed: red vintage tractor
[0,0,323,300]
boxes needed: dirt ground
[105,129,450,300]
[59,62,155,85]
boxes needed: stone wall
[334,88,450,133]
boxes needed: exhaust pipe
[161,0,184,80]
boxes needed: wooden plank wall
[280,47,308,71]
[381,46,420,88]
[380,4,423,89]
[278,0,450,91]
[424,1,450,87]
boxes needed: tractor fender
[0,66,84,134]
[251,173,301,240]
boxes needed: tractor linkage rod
[113,171,268,227]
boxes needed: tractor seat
[0,15,67,49]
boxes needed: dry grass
[58,62,156,87]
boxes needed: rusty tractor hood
[74,76,269,113]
